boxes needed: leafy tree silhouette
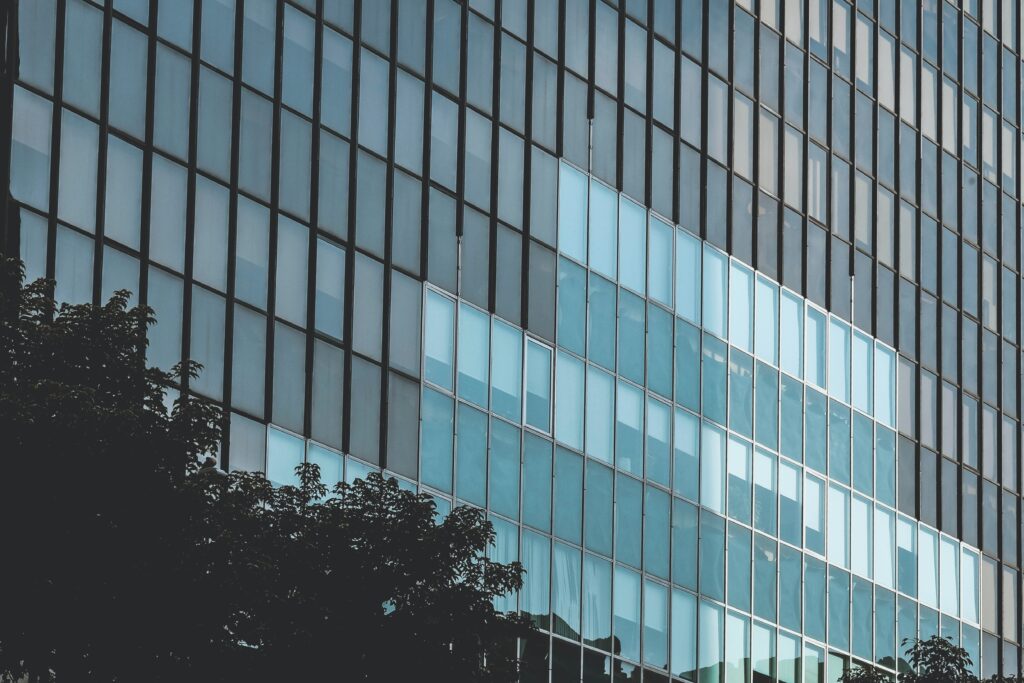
[0,258,532,682]
[840,636,1005,683]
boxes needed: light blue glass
[200,0,235,73]
[242,0,275,94]
[619,197,647,294]
[828,401,851,484]
[875,426,896,506]
[753,448,777,535]
[197,67,232,180]
[875,587,896,664]
[779,375,803,462]
[189,286,225,400]
[804,557,827,641]
[266,428,304,487]
[282,4,315,115]
[778,545,803,632]
[585,366,614,463]
[521,530,551,628]
[828,317,851,402]
[238,89,273,198]
[701,423,726,514]
[552,542,582,639]
[582,554,612,646]
[490,320,522,421]
[614,565,642,662]
[314,239,345,340]
[488,418,520,519]
[307,443,344,491]
[109,20,147,139]
[19,0,55,94]
[874,505,895,588]
[827,484,850,568]
[587,274,616,370]
[852,412,874,495]
[702,335,728,426]
[103,136,142,250]
[522,434,552,531]
[852,330,874,413]
[850,494,873,578]
[727,436,752,524]
[278,110,312,220]
[897,516,918,597]
[961,549,979,624]
[57,110,98,232]
[146,268,182,370]
[617,474,643,569]
[729,350,753,438]
[490,517,518,612]
[420,388,454,492]
[18,210,47,283]
[615,381,644,476]
[554,351,583,447]
[10,87,51,212]
[456,403,487,506]
[274,217,308,326]
[321,27,353,135]
[804,474,825,555]
[618,289,645,384]
[727,524,752,611]
[918,526,939,609]
[557,162,588,262]
[589,179,618,278]
[557,257,587,356]
[646,397,671,487]
[778,458,802,546]
[584,460,613,555]
[457,302,489,407]
[357,50,389,157]
[729,262,753,352]
[644,580,669,669]
[676,319,701,412]
[644,487,670,579]
[753,533,777,621]
[676,229,702,324]
[828,568,851,650]
[754,362,779,450]
[153,46,191,159]
[804,388,827,473]
[698,600,724,683]
[672,498,698,590]
[702,245,728,338]
[64,0,103,116]
[648,304,673,399]
[157,0,192,48]
[526,341,553,433]
[100,247,138,305]
[754,276,779,364]
[553,447,583,543]
[671,589,697,680]
[805,306,827,389]
[779,290,803,378]
[874,344,896,427]
[700,512,726,602]
[649,216,673,305]
[674,408,700,502]
[235,197,269,309]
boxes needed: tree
[839,636,986,683]
[0,258,531,681]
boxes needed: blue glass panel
[778,545,802,632]
[674,408,700,502]
[676,318,701,412]
[558,162,588,262]
[804,556,827,641]
[804,474,826,555]
[804,388,827,473]
[647,304,673,399]
[584,460,613,556]
[753,533,777,621]
[727,524,752,611]
[619,197,647,294]
[557,257,587,356]
[649,216,673,305]
[522,433,552,531]
[700,423,726,514]
[582,554,612,646]
[457,302,489,407]
[828,568,851,650]
[615,381,644,477]
[616,474,643,568]
[676,229,702,324]
[753,448,777,535]
[554,351,583,447]
[672,498,698,591]
[553,447,583,543]
[729,262,753,352]
[490,320,522,421]
[754,362,779,450]
[589,179,618,278]
[828,318,851,402]
[805,306,827,389]
[699,512,726,601]
[420,388,454,492]
[618,289,646,384]
[644,486,670,578]
[778,459,802,546]
[729,350,754,438]
[456,403,487,506]
[701,334,728,426]
[829,401,852,484]
[754,276,779,364]
[522,530,551,628]
[852,412,874,496]
[585,366,614,463]
[671,589,697,679]
[643,580,669,669]
[552,542,582,639]
[727,436,752,524]
[646,397,671,487]
[614,566,642,661]
[282,5,315,115]
[488,418,520,519]
[779,290,804,378]
[852,330,874,413]
[702,246,728,338]
[587,274,617,370]
[266,428,304,487]
[242,0,275,94]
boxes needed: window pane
[491,320,523,421]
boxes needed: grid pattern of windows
[2,0,1022,678]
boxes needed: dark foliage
[840,636,1002,683]
[0,259,531,682]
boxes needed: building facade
[3,0,1018,680]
